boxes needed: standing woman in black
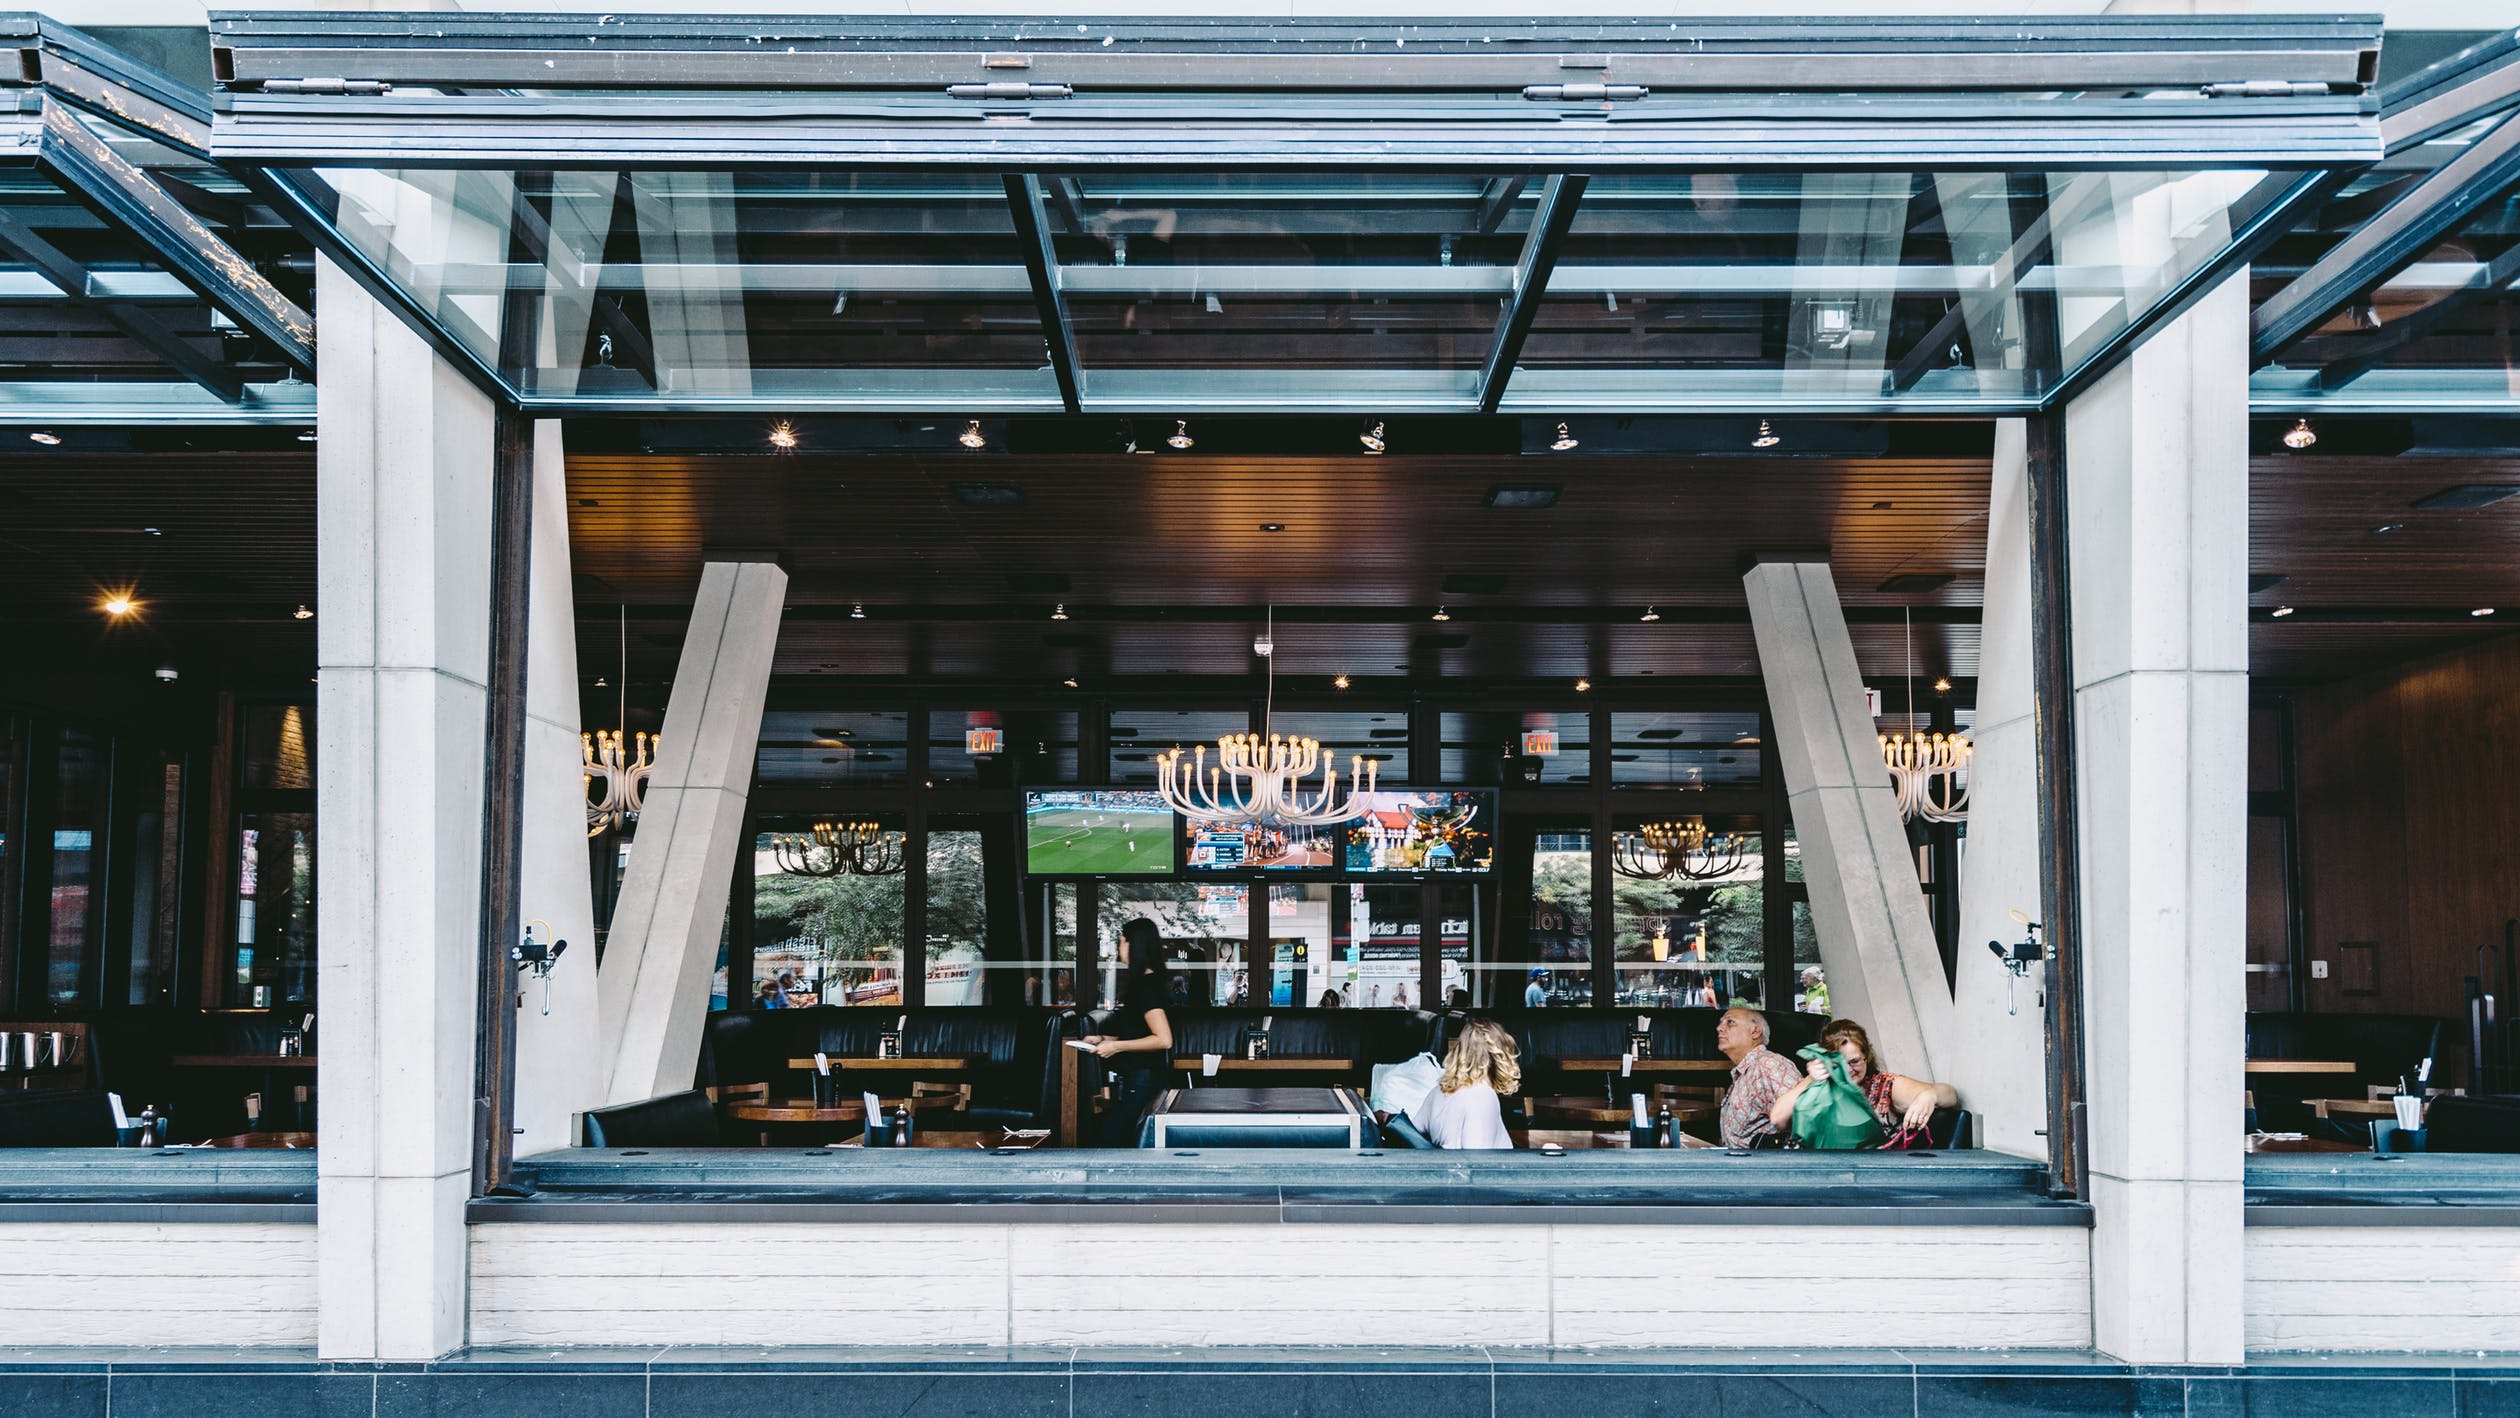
[1083,917,1174,1146]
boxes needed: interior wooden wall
[2292,632,2520,1054]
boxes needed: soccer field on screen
[1024,807,1171,874]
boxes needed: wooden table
[2244,1060,2356,1075]
[1528,1096,1713,1126]
[2310,1097,2401,1121]
[727,1094,962,1144]
[201,1131,317,1149]
[2244,1134,2364,1154]
[784,1056,973,1074]
[1550,1057,1733,1074]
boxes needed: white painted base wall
[0,1222,318,1348]
[471,1223,2090,1349]
[2246,1227,2520,1353]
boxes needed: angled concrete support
[1744,562,1952,1080]
[597,560,787,1105]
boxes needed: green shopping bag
[1790,1043,1884,1150]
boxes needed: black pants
[1100,1067,1164,1148]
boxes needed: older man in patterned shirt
[1716,1006,1802,1149]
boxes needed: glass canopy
[276,161,2308,415]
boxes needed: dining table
[726,1093,963,1144]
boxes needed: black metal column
[2022,414,2090,1199]
[471,406,534,1199]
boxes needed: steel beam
[0,204,244,401]
[38,100,315,378]
[2313,242,2520,391]
[1478,173,1585,414]
[2254,112,2520,363]
[2379,29,2520,155]
[1004,173,1083,414]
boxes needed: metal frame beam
[0,202,243,401]
[2254,112,2520,363]
[2022,411,2088,1200]
[1003,173,1083,414]
[2379,28,2520,155]
[2312,242,2520,391]
[37,100,316,378]
[1477,173,1584,414]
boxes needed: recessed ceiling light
[28,430,59,445]
[1932,677,1952,692]
[1166,420,1194,450]
[768,420,798,450]
[2271,605,2295,617]
[100,593,135,618]
[1260,522,1284,533]
[2281,418,2316,451]
[153,665,177,683]
[1062,677,1080,688]
[292,603,314,620]
[1359,420,1387,454]
[2373,522,2404,534]
[959,419,987,449]
[850,603,866,619]
[1431,605,1451,622]
[1486,485,1560,510]
[1574,677,1592,692]
[1640,605,1660,623]
[1549,422,1579,452]
[1333,674,1350,690]
[1751,419,1781,449]
[141,527,160,537]
[2474,607,2497,617]
[296,429,318,444]
[1051,603,1068,621]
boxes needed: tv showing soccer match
[1022,789,1178,876]
[1182,789,1497,874]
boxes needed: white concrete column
[513,421,601,1153]
[2067,272,2251,1365]
[312,258,491,1361]
[598,560,787,1104]
[1744,562,1951,1079]
[1944,422,2050,1158]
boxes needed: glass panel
[932,709,1078,785]
[230,811,315,1008]
[240,704,315,790]
[750,825,905,1009]
[924,828,988,1005]
[1110,707,1249,786]
[1521,828,1596,1007]
[1610,712,1763,788]
[1022,882,1086,1009]
[2246,816,2292,1014]
[1101,882,1249,1007]
[1351,883,1428,1011]
[1268,882,1338,1008]
[123,750,184,1006]
[1265,709,1410,787]
[1441,710,1588,786]
[755,709,910,787]
[301,169,1061,405]
[1507,169,2281,410]
[1057,173,1535,404]
[1785,822,1806,883]
[1432,884,1482,1010]
[46,729,109,1006]
[1611,827,1765,1008]
[1791,900,1826,1015]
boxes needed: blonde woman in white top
[1408,1018,1520,1150]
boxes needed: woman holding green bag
[1768,1019,1959,1149]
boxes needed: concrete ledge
[466,1197,2093,1226]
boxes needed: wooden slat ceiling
[0,440,2513,694]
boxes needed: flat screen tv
[1183,788,1497,874]
[1022,789,1178,876]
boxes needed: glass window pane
[46,729,109,1006]
[1101,882,1248,1008]
[1268,882,1337,1009]
[124,749,185,1007]
[1791,900,1828,1015]
[751,823,905,1009]
[1611,711,1762,789]
[240,703,315,790]
[1611,825,1764,1008]
[1432,884,1483,1010]
[1507,168,2278,411]
[303,169,1061,406]
[1057,173,1535,405]
[756,710,910,787]
[1110,708,1249,786]
[1442,710,1588,786]
[1521,828,1595,1007]
[932,709,1078,785]
[230,811,315,1009]
[1350,883,1428,1011]
[924,828,988,1005]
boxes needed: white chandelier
[1157,606,1378,829]
[583,729,654,837]
[1879,608,1969,824]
